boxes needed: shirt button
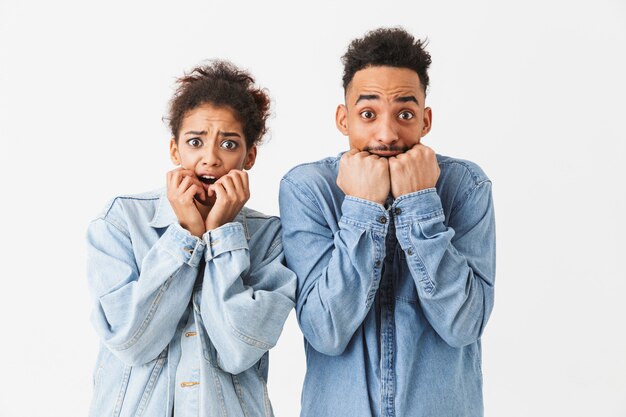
[375,260,381,267]
[407,248,414,256]
[378,216,387,224]
[394,208,402,215]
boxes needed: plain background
[1,0,625,416]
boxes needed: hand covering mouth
[198,175,218,185]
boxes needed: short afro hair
[341,27,432,94]
[167,60,270,148]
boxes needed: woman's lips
[198,175,217,184]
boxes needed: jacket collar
[148,187,251,240]
[148,188,177,228]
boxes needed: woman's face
[169,103,257,205]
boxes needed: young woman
[86,61,296,417]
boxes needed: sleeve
[393,182,496,348]
[279,177,389,356]
[198,220,296,374]
[86,217,205,365]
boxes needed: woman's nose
[201,147,221,166]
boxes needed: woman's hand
[167,168,206,237]
[205,170,250,231]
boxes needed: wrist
[180,222,205,238]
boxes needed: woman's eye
[360,110,375,119]
[398,111,414,120]
[221,140,238,150]
[187,138,202,147]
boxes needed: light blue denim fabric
[86,187,296,417]
[279,153,496,417]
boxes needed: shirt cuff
[203,222,249,261]
[340,196,389,232]
[392,188,445,226]
[162,223,206,267]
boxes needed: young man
[279,28,496,417]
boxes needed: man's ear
[335,104,349,136]
[169,138,180,165]
[421,107,433,137]
[244,145,257,170]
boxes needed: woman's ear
[169,138,180,165]
[244,145,257,170]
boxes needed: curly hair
[341,27,432,94]
[167,60,270,148]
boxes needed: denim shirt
[86,187,296,417]
[279,153,496,417]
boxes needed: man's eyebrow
[355,94,379,105]
[183,130,207,135]
[354,95,420,105]
[394,96,419,105]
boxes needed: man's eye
[221,140,238,150]
[187,138,202,147]
[360,110,375,119]
[398,111,414,120]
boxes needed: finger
[206,183,216,199]
[238,170,249,196]
[211,182,227,202]
[178,175,194,193]
[178,169,204,186]
[228,171,246,197]
[188,175,205,190]
[183,184,200,202]
[171,168,184,188]
[166,171,173,191]
[218,174,237,198]
[179,168,198,179]
[167,169,184,194]
[235,171,250,200]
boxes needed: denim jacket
[86,187,296,417]
[279,153,496,417]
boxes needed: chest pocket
[394,245,418,303]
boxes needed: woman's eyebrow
[220,131,242,138]
[182,130,241,137]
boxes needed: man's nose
[376,115,399,145]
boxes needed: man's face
[336,66,432,156]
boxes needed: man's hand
[167,168,207,237]
[337,149,390,205]
[389,144,440,198]
[205,170,250,231]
